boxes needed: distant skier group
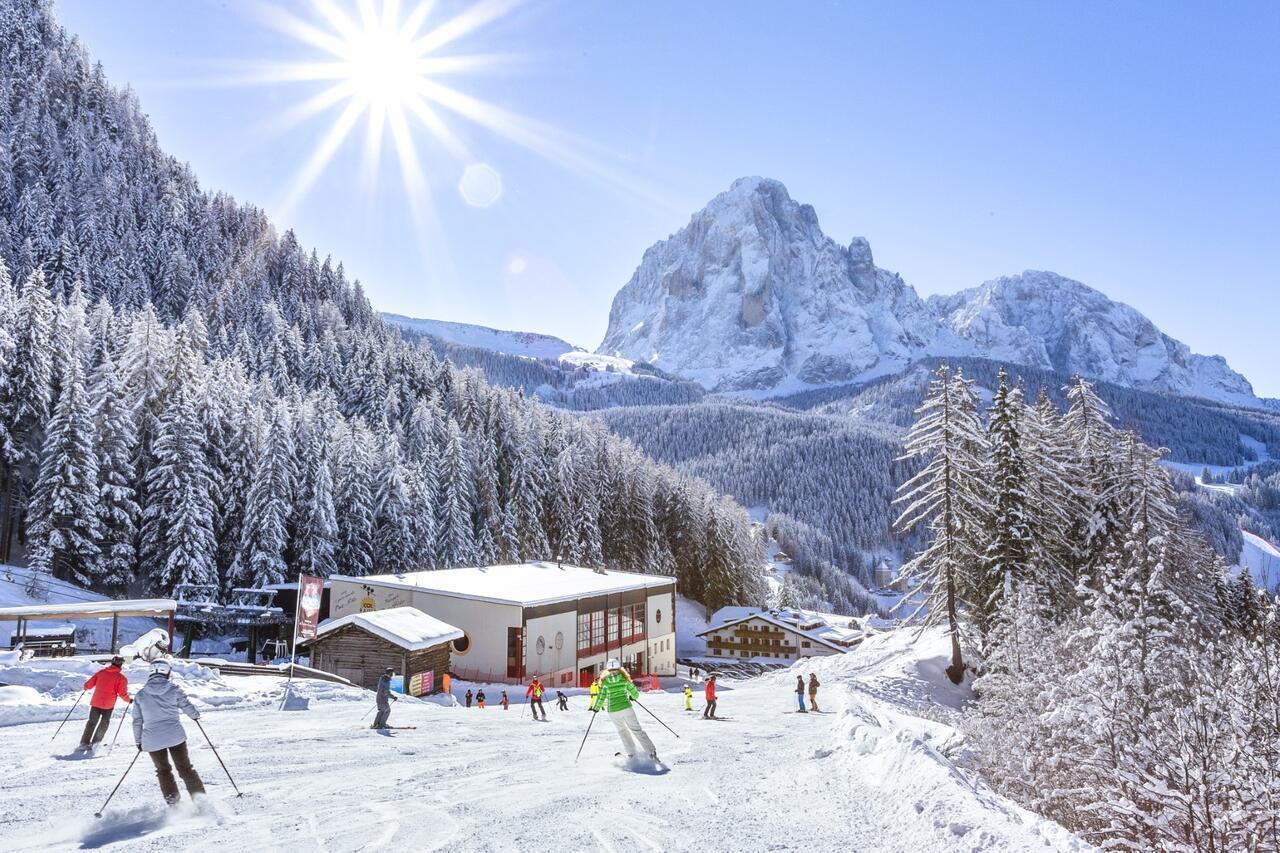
[794,673,820,712]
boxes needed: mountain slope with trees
[0,0,764,610]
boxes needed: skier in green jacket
[591,658,658,762]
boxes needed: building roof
[0,599,177,621]
[696,606,863,654]
[312,606,464,651]
[334,561,676,608]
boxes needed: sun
[227,0,676,257]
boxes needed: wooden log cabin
[303,607,462,695]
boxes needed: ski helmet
[150,660,172,679]
[385,666,395,675]
[605,658,621,671]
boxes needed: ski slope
[0,629,1086,852]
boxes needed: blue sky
[57,0,1280,395]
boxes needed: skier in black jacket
[372,667,397,728]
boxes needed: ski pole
[107,703,133,755]
[94,749,141,818]
[51,690,86,741]
[631,697,681,739]
[194,719,243,797]
[574,710,600,764]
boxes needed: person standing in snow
[588,677,600,711]
[78,656,132,751]
[591,658,658,762]
[703,674,718,719]
[525,677,547,720]
[465,689,473,709]
[808,674,820,712]
[794,675,807,713]
[477,689,486,709]
[132,661,206,806]
[373,666,398,728]
[556,690,569,711]
[684,683,693,712]
[501,691,509,710]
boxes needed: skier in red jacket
[78,656,132,751]
[525,677,547,720]
[702,674,718,719]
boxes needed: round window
[655,609,662,624]
[452,634,471,655]
[554,631,564,651]
[536,636,546,655]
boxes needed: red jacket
[85,665,132,710]
[525,680,544,699]
[705,681,716,701]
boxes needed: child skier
[795,675,807,713]
[501,691,509,710]
[476,689,486,709]
[556,690,569,711]
[373,667,398,728]
[703,674,718,719]
[132,661,206,806]
[465,689,473,708]
[591,658,658,763]
[77,656,132,752]
[525,677,547,720]
[684,683,693,712]
[808,673,821,712]
[588,677,600,710]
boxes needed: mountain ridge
[595,176,1263,407]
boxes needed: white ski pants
[608,706,657,758]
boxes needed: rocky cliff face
[597,177,1259,405]
[597,177,936,392]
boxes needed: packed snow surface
[350,561,675,607]
[1239,530,1280,591]
[0,628,1087,851]
[315,607,464,650]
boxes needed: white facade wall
[412,591,521,681]
[524,610,578,687]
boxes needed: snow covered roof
[312,607,464,651]
[338,562,675,608]
[0,599,177,620]
[8,623,75,638]
[697,606,864,653]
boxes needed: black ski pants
[148,741,206,805]
[373,702,391,728]
[80,706,112,745]
[529,697,545,718]
[703,699,717,718]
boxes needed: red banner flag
[296,574,324,640]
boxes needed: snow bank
[0,655,368,728]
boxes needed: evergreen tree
[141,383,217,593]
[893,365,988,683]
[88,350,138,589]
[26,354,102,585]
[238,401,294,587]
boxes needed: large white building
[696,607,864,662]
[328,562,677,688]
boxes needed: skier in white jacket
[132,661,206,805]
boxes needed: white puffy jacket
[132,674,200,752]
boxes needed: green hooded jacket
[592,671,638,713]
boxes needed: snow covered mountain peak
[597,178,1262,405]
[597,177,935,392]
[929,271,1258,404]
